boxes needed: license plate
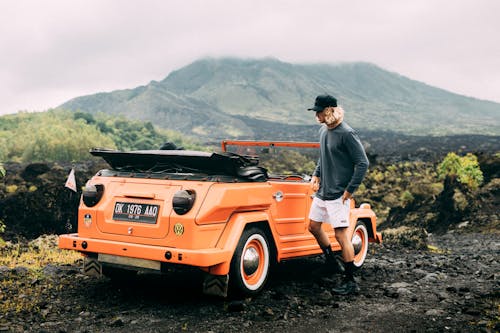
[113,202,159,224]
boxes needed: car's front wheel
[352,221,369,268]
[229,227,271,296]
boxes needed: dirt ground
[0,231,498,333]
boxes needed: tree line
[0,110,200,163]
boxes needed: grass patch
[0,234,81,269]
[426,244,451,254]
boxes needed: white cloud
[0,0,499,115]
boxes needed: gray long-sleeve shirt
[313,122,369,200]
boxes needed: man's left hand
[342,191,352,204]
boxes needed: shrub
[400,190,415,207]
[438,152,484,191]
[381,226,428,249]
[6,185,17,193]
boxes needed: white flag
[65,168,77,192]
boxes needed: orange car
[59,140,381,296]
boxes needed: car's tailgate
[93,181,182,239]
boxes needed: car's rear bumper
[58,233,232,268]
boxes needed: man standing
[307,94,369,295]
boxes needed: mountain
[58,58,500,140]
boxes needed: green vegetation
[0,220,5,247]
[438,152,484,191]
[0,110,202,163]
[0,163,5,179]
[73,111,201,151]
[0,235,80,269]
[0,110,115,162]
[356,160,443,224]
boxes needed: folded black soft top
[90,148,266,180]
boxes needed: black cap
[307,94,337,111]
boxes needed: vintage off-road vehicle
[59,140,381,296]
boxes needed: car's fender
[207,210,275,275]
[350,204,381,243]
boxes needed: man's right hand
[310,176,320,191]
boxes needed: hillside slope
[59,58,500,139]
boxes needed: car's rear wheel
[229,227,271,296]
[352,221,369,268]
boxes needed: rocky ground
[0,146,498,332]
[0,231,498,333]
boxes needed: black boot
[320,245,345,274]
[332,261,360,295]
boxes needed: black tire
[352,221,369,268]
[229,227,271,296]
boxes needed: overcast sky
[1,0,499,115]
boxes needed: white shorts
[308,197,350,228]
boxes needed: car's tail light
[172,190,196,215]
[82,184,104,207]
